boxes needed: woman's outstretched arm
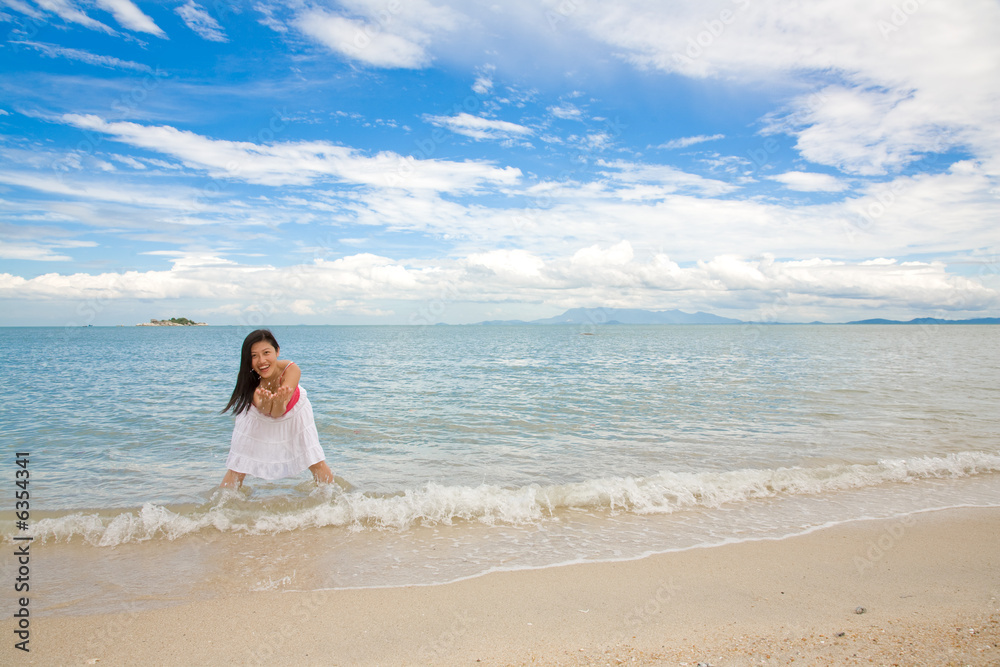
[263,361,301,418]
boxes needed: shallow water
[3,324,999,615]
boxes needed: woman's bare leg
[309,461,334,484]
[220,470,246,488]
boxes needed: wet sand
[4,506,999,666]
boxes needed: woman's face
[250,340,279,379]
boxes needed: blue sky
[1,0,999,325]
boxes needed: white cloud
[253,2,287,33]
[763,85,948,176]
[110,154,147,170]
[288,299,315,315]
[0,169,211,211]
[549,103,582,120]
[58,114,522,193]
[572,240,633,267]
[657,134,725,150]
[330,158,1000,266]
[701,256,998,312]
[597,159,738,197]
[579,132,612,151]
[472,76,492,94]
[33,0,115,32]
[94,0,165,37]
[769,171,848,192]
[424,112,533,141]
[338,0,460,30]
[175,0,227,42]
[2,249,993,322]
[13,41,154,72]
[0,239,95,261]
[295,10,428,68]
[4,0,998,326]
[293,1,461,69]
[2,0,43,19]
[8,128,998,276]
[472,66,494,94]
[569,0,1000,176]
[466,248,545,280]
[837,161,1000,254]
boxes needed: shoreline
[4,506,999,665]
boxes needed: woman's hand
[266,384,294,417]
[254,386,275,413]
[253,384,293,418]
[274,384,294,404]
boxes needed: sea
[3,323,999,617]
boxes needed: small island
[137,317,207,326]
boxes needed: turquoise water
[4,324,1000,613]
[9,324,999,507]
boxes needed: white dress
[225,385,327,480]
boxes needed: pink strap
[282,386,300,415]
[277,361,295,379]
[279,362,298,415]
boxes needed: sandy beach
[5,506,999,666]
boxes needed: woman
[220,329,334,487]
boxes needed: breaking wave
[15,451,1000,547]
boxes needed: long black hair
[222,329,280,415]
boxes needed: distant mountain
[475,307,743,325]
[476,319,532,326]
[468,309,1000,327]
[848,317,1000,325]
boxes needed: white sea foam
[17,451,1000,547]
